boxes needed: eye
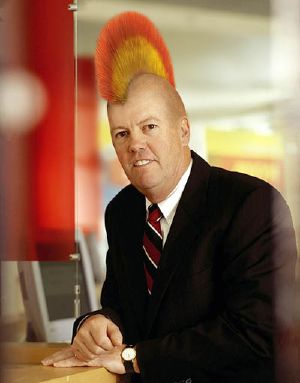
[115,130,128,139]
[145,124,157,131]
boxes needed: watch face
[122,347,136,361]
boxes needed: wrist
[121,344,140,374]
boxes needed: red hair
[95,11,175,102]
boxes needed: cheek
[114,148,128,167]
[163,135,183,155]
[153,135,174,152]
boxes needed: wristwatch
[121,345,136,373]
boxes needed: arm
[69,245,125,351]
[71,201,125,340]
[42,313,123,368]
[70,204,126,361]
[135,186,297,382]
[42,205,126,370]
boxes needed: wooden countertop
[1,342,117,383]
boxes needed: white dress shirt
[145,160,192,246]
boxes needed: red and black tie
[143,204,163,294]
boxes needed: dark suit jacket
[73,151,297,383]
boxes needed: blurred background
[0,0,299,378]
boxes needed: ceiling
[134,0,271,17]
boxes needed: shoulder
[210,165,272,193]
[185,152,287,223]
[109,183,138,205]
[191,150,276,200]
[193,163,292,231]
[208,165,282,206]
[208,166,292,228]
[105,184,143,218]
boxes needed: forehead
[108,83,171,125]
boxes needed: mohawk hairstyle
[95,11,175,102]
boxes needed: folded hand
[41,344,126,374]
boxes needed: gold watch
[121,345,136,373]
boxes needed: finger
[77,314,114,351]
[90,328,114,351]
[76,330,106,356]
[83,314,116,351]
[71,349,88,362]
[41,347,74,366]
[74,326,106,357]
[53,356,87,368]
[107,324,123,346]
[71,340,95,361]
[87,356,108,367]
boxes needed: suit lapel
[146,152,211,334]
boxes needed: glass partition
[0,4,299,378]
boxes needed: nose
[128,131,146,153]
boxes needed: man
[42,12,297,383]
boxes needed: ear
[180,117,190,146]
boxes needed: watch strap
[124,360,135,374]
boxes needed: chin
[134,179,160,194]
[137,182,157,192]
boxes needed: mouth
[133,159,153,167]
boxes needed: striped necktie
[143,204,163,294]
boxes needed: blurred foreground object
[0,0,75,261]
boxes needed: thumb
[41,347,74,366]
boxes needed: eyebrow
[138,116,160,125]
[110,116,161,131]
[110,125,125,131]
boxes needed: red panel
[76,57,100,234]
[25,1,75,260]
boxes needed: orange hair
[95,11,175,102]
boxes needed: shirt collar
[146,159,193,224]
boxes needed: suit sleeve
[136,186,297,383]
[71,204,124,342]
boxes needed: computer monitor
[18,229,99,342]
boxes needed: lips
[133,159,152,167]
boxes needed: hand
[86,345,126,374]
[41,346,85,367]
[71,314,123,361]
[42,344,126,374]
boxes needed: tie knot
[148,204,163,223]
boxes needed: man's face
[107,75,190,202]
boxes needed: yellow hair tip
[112,37,167,101]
